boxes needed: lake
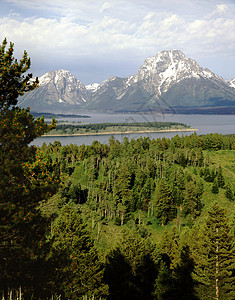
[32,113,235,146]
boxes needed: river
[31,113,235,146]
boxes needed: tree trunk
[121,213,124,226]
[19,286,22,300]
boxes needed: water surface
[32,113,235,146]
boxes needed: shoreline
[43,128,198,137]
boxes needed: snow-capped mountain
[19,70,88,111]
[127,50,223,96]
[87,50,235,111]
[19,51,235,113]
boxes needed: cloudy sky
[0,0,235,84]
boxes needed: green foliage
[153,228,198,300]
[192,203,235,300]
[48,121,190,136]
[155,180,175,225]
[182,180,203,218]
[0,38,57,298]
[50,204,108,299]
[224,183,234,201]
[104,229,156,300]
[35,133,234,298]
[212,178,219,194]
[1,64,235,300]
[0,38,39,111]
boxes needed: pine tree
[51,204,109,299]
[154,246,198,300]
[0,38,57,297]
[0,38,38,111]
[216,166,225,188]
[155,180,175,225]
[182,181,201,219]
[224,183,234,201]
[153,227,198,300]
[212,178,219,194]
[105,229,156,300]
[173,246,198,300]
[193,203,235,300]
[154,260,175,300]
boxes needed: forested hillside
[1,38,234,300]
[20,134,235,299]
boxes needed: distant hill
[31,112,90,119]
[19,50,235,113]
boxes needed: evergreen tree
[182,181,201,219]
[173,246,198,300]
[216,166,225,188]
[155,180,175,225]
[0,38,38,111]
[154,246,198,300]
[0,38,56,297]
[153,228,198,300]
[104,249,133,300]
[51,204,109,299]
[196,179,204,198]
[193,203,235,300]
[224,183,234,201]
[203,166,213,182]
[212,178,219,194]
[105,229,156,300]
[154,260,174,300]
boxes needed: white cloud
[1,0,234,81]
[1,4,234,57]
[100,2,112,13]
[216,4,228,14]
[206,3,231,19]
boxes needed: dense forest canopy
[0,38,235,300]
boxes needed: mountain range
[19,50,235,113]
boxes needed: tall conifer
[155,180,175,225]
[193,203,235,300]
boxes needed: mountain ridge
[18,50,235,113]
[19,69,88,111]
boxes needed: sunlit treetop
[0,38,39,111]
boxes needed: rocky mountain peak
[19,69,88,111]
[39,69,85,89]
[127,49,224,96]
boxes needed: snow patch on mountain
[227,78,235,89]
[38,73,51,85]
[85,83,100,92]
